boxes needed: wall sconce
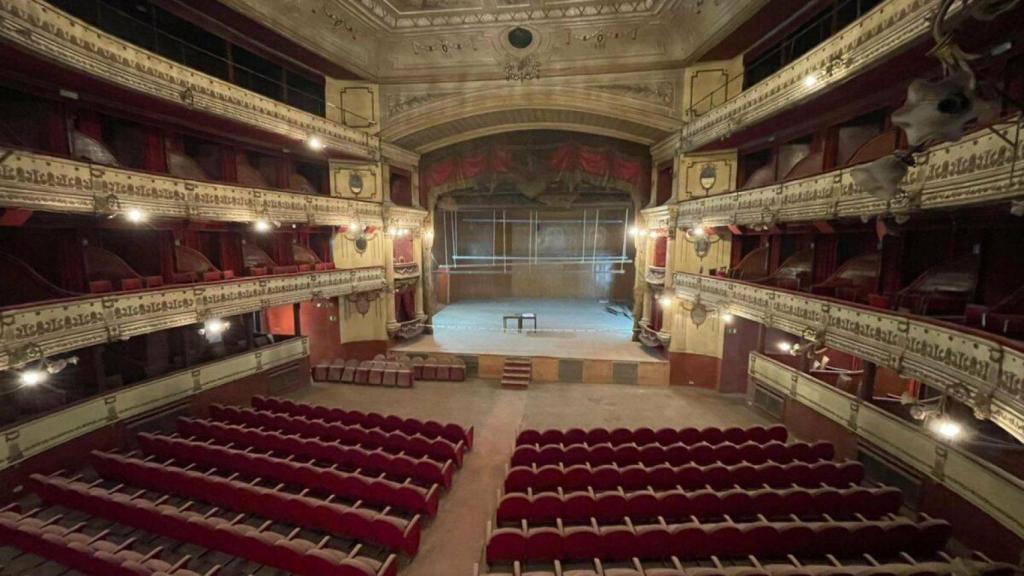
[18,355,79,387]
[338,221,379,253]
[682,226,722,263]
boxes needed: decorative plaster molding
[0,268,386,371]
[679,0,945,152]
[393,262,421,279]
[385,205,429,231]
[0,148,384,227]
[646,266,666,285]
[674,118,1023,228]
[0,0,377,160]
[0,337,307,469]
[676,273,1024,443]
[588,82,675,107]
[638,321,667,348]
[389,317,426,340]
[749,352,1024,540]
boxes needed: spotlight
[777,341,793,353]
[19,369,46,386]
[658,296,673,308]
[931,417,962,440]
[306,136,325,151]
[721,313,734,325]
[253,219,272,233]
[691,227,706,238]
[803,74,819,88]
[628,226,641,237]
[125,208,147,223]
[200,318,230,336]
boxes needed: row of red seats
[29,474,395,576]
[209,404,466,466]
[496,485,902,524]
[177,417,454,488]
[253,395,474,448]
[91,450,422,556]
[510,440,834,468]
[0,507,216,576]
[314,358,414,388]
[485,516,952,564]
[478,553,1017,576]
[516,426,788,449]
[138,432,440,516]
[505,460,865,493]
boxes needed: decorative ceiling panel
[216,0,768,81]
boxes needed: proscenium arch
[381,85,681,154]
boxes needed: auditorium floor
[288,379,775,575]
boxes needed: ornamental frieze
[0,148,384,227]
[0,268,386,371]
[676,272,1024,442]
[0,0,375,159]
[675,118,1021,229]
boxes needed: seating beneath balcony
[84,245,164,293]
[729,246,769,281]
[871,253,980,318]
[244,242,298,275]
[751,248,813,291]
[810,252,881,304]
[0,251,79,306]
[294,242,336,271]
[172,245,234,283]
[965,284,1024,340]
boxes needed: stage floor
[395,298,664,362]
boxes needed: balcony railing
[393,262,420,280]
[0,267,385,371]
[675,117,1021,228]
[385,205,429,231]
[0,0,377,159]
[0,336,307,471]
[748,352,1024,540]
[673,272,1024,443]
[680,0,943,152]
[0,147,384,226]
[645,266,666,285]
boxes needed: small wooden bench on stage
[502,312,537,332]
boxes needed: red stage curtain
[654,236,668,268]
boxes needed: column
[414,232,426,318]
[641,289,653,326]
[411,168,422,208]
[384,231,397,332]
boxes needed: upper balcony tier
[679,0,940,153]
[0,147,384,226]
[0,0,378,160]
[645,116,1021,228]
[673,271,1024,444]
[0,266,385,371]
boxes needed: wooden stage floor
[394,298,665,363]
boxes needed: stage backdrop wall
[435,207,635,302]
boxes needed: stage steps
[502,357,532,389]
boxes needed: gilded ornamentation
[0,269,387,371]
[680,272,1024,443]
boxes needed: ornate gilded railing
[674,272,1024,443]
[646,266,666,285]
[0,0,377,159]
[680,0,943,152]
[0,267,385,371]
[0,336,308,470]
[749,352,1024,539]
[393,262,420,279]
[0,147,383,226]
[385,205,429,231]
[676,117,1022,228]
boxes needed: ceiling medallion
[505,54,541,83]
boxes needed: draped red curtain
[142,127,167,173]
[812,236,839,284]
[396,287,416,322]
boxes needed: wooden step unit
[502,357,532,389]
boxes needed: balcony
[0,0,377,159]
[674,271,1024,443]
[0,267,386,371]
[680,0,940,152]
[393,262,421,280]
[386,205,429,230]
[638,321,670,349]
[748,352,1024,540]
[0,336,307,471]
[0,148,384,226]
[676,117,1021,228]
[645,266,666,285]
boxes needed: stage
[393,298,669,386]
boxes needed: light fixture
[931,417,962,440]
[199,318,230,337]
[424,230,435,241]
[628,226,642,237]
[306,135,325,151]
[777,341,793,353]
[690,227,706,238]
[125,208,147,223]
[658,295,673,308]
[19,369,46,386]
[253,219,272,233]
[802,73,819,88]
[721,313,734,325]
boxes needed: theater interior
[0,0,1023,574]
